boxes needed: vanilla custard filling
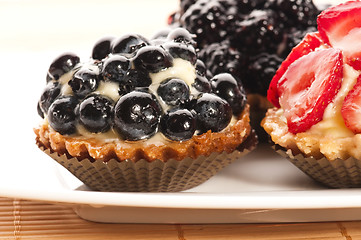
[46,58,238,145]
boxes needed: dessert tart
[35,28,256,192]
[262,1,361,188]
[166,0,321,140]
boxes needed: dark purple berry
[37,102,44,118]
[151,28,172,40]
[195,59,207,76]
[114,90,162,141]
[68,68,99,98]
[210,73,246,115]
[163,42,197,65]
[39,81,61,115]
[160,108,196,141]
[133,46,172,73]
[48,96,78,135]
[192,74,211,93]
[194,93,232,133]
[92,37,114,60]
[157,78,190,106]
[79,95,114,133]
[112,34,149,55]
[167,28,196,46]
[102,55,130,82]
[118,69,152,96]
[48,53,80,80]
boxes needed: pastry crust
[35,105,252,163]
[262,107,361,161]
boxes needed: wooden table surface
[0,196,360,240]
[1,0,360,239]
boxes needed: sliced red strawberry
[278,48,343,134]
[341,75,361,133]
[267,32,325,108]
[317,0,361,70]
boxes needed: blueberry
[48,53,80,80]
[79,94,114,133]
[92,36,114,60]
[167,28,196,46]
[193,93,232,133]
[160,108,196,141]
[114,90,162,141]
[195,59,207,76]
[102,55,130,82]
[68,68,99,98]
[118,69,152,96]
[192,74,211,93]
[133,46,172,73]
[157,78,190,106]
[210,73,246,115]
[112,34,149,55]
[48,96,78,135]
[151,28,172,40]
[38,81,62,116]
[163,42,197,65]
[37,102,44,118]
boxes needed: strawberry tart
[262,0,361,188]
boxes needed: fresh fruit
[114,90,162,141]
[341,75,361,133]
[118,69,152,96]
[38,81,61,115]
[194,93,232,133]
[79,94,114,133]
[167,27,196,45]
[267,32,324,107]
[163,42,197,65]
[68,68,99,98]
[133,46,173,73]
[47,53,80,81]
[48,96,78,135]
[160,108,196,141]
[102,55,131,82]
[277,48,343,134]
[317,0,361,70]
[192,74,212,93]
[111,33,149,55]
[92,37,114,60]
[157,78,190,106]
[210,73,246,115]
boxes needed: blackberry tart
[34,28,256,192]
[167,0,321,140]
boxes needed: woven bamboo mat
[1,197,361,239]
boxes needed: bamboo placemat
[1,197,361,239]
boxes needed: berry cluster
[37,28,247,141]
[169,0,320,96]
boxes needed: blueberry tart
[34,28,256,192]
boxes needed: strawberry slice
[267,32,324,107]
[341,75,361,133]
[317,1,361,70]
[278,48,343,134]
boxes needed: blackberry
[111,34,149,55]
[118,69,152,96]
[281,26,317,58]
[246,53,283,95]
[102,55,130,83]
[160,108,196,141]
[114,90,162,141]
[79,94,114,133]
[265,0,319,28]
[198,40,246,83]
[68,68,99,98]
[180,0,228,46]
[231,9,284,54]
[193,93,232,133]
[235,0,267,14]
[47,53,80,81]
[92,37,114,60]
[133,46,173,73]
[48,96,78,135]
[210,73,246,115]
[38,81,61,116]
[157,78,190,106]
